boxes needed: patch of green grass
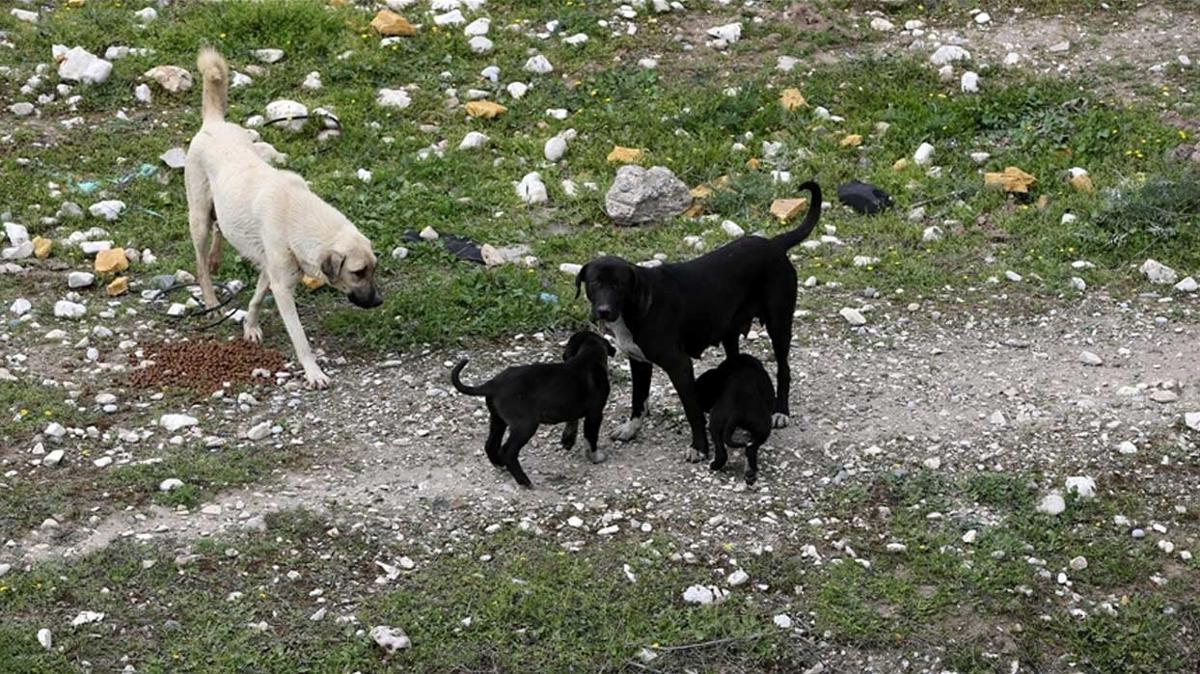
[1085,165,1200,259]
[0,380,91,445]
[0,513,802,673]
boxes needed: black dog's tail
[450,359,490,397]
[771,181,823,250]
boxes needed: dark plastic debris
[836,180,894,215]
[402,230,484,264]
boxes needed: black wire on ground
[150,281,243,332]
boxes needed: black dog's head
[574,256,650,323]
[563,330,616,362]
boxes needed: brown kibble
[128,339,286,396]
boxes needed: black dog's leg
[744,440,762,485]
[722,333,740,359]
[485,403,506,467]
[500,423,537,488]
[561,420,578,450]
[709,424,728,473]
[663,358,708,462]
[765,315,794,428]
[583,409,606,464]
[613,359,652,441]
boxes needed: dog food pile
[128,339,286,394]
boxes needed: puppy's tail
[196,47,229,124]
[771,181,822,250]
[450,359,489,397]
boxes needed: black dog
[575,181,821,462]
[450,331,615,487]
[696,354,774,485]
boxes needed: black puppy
[696,354,774,485]
[450,331,615,488]
[575,182,821,463]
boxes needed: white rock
[516,172,548,204]
[71,611,105,627]
[468,36,494,54]
[301,71,322,91]
[544,135,568,162]
[143,65,192,93]
[1185,412,1200,432]
[10,298,32,316]
[1004,52,1021,66]
[1174,277,1198,293]
[160,478,184,492]
[88,200,126,221]
[727,569,749,586]
[773,614,793,629]
[922,226,944,242]
[974,12,991,25]
[1048,41,1070,53]
[253,48,284,63]
[246,421,272,441]
[962,529,977,544]
[458,131,490,151]
[839,307,866,326]
[37,628,53,651]
[68,271,95,289]
[9,102,35,116]
[391,246,409,261]
[886,543,908,553]
[1005,270,1023,282]
[434,9,465,26]
[464,17,490,36]
[969,151,991,164]
[930,45,971,66]
[524,55,553,74]
[1066,476,1096,499]
[377,88,412,109]
[706,22,742,44]
[53,300,86,319]
[11,8,38,23]
[913,142,935,165]
[265,100,307,132]
[134,83,152,104]
[721,220,745,238]
[506,81,529,99]
[960,71,979,93]
[682,585,714,604]
[1069,556,1088,571]
[853,256,880,267]
[43,449,65,467]
[870,18,895,32]
[1079,351,1103,366]
[57,47,113,85]
[989,411,1007,426]
[160,414,198,432]
[369,625,411,653]
[777,55,800,72]
[1117,441,1138,455]
[1140,259,1177,284]
[1037,492,1066,515]
[419,227,439,241]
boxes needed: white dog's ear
[321,251,345,281]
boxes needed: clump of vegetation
[1087,164,1200,259]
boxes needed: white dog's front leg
[270,277,329,389]
[242,270,270,344]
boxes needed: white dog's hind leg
[185,170,219,308]
[611,416,643,442]
[242,270,269,343]
[269,274,329,389]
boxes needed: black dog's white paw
[771,413,789,429]
[684,447,707,463]
[586,448,608,464]
[611,418,643,442]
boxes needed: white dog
[186,48,382,389]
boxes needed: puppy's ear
[321,251,345,281]
[574,262,589,299]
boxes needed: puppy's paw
[709,459,726,472]
[586,449,608,464]
[305,368,331,390]
[611,417,643,442]
[745,471,758,486]
[243,323,263,344]
[685,447,706,463]
[771,413,790,429]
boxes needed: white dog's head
[321,230,382,309]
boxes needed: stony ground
[2,0,1200,672]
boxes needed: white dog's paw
[586,448,608,464]
[610,417,643,442]
[305,368,331,390]
[243,323,263,344]
[771,413,790,429]
[684,447,705,463]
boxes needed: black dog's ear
[632,267,653,317]
[574,262,589,299]
[321,251,345,281]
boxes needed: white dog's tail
[196,47,228,124]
